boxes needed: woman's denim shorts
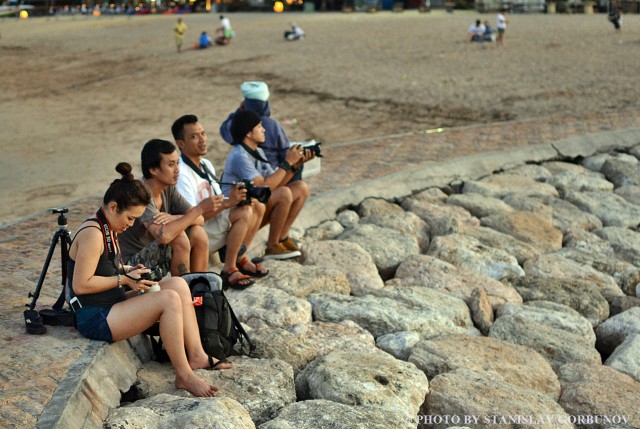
[74,306,114,343]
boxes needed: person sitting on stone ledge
[119,139,220,277]
[67,162,232,398]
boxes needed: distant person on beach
[222,109,314,260]
[174,17,187,53]
[67,162,231,398]
[467,19,486,42]
[198,31,212,49]
[284,23,305,41]
[496,9,508,47]
[483,20,496,42]
[119,139,219,277]
[172,114,266,289]
[216,15,234,45]
[608,0,623,33]
[220,81,299,178]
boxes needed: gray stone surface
[251,260,350,298]
[376,331,421,361]
[593,226,640,267]
[458,225,540,264]
[401,197,480,237]
[604,334,640,383]
[564,190,640,228]
[409,334,560,399]
[462,173,560,199]
[226,286,312,328]
[446,193,514,218]
[595,307,640,356]
[614,184,640,205]
[303,219,344,241]
[480,211,563,252]
[601,157,640,188]
[545,170,614,194]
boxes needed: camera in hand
[238,179,271,206]
[140,266,163,282]
[301,141,322,157]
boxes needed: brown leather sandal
[221,267,254,290]
[237,256,269,278]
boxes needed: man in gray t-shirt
[119,139,220,276]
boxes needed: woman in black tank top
[68,162,232,398]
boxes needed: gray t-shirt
[119,185,192,261]
[221,144,275,195]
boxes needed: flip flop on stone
[237,256,269,278]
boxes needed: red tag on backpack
[193,296,203,306]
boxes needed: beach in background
[1,10,640,225]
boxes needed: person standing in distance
[496,9,508,47]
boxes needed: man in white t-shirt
[173,114,267,289]
[496,10,508,47]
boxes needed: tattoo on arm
[177,263,187,275]
[158,225,165,240]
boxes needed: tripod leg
[27,231,62,311]
[53,231,72,310]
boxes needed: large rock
[480,211,563,252]
[601,157,640,188]
[226,286,312,328]
[337,223,419,279]
[105,394,254,429]
[595,307,640,356]
[302,240,384,296]
[523,254,624,301]
[462,174,559,199]
[246,320,376,374]
[489,301,601,372]
[459,225,540,265]
[564,190,640,228]
[558,363,640,429]
[425,369,572,429]
[376,331,421,361]
[593,226,640,267]
[605,334,640,383]
[505,163,553,181]
[542,160,595,175]
[393,253,522,309]
[506,276,610,327]
[360,209,431,253]
[259,399,415,429]
[409,334,560,399]
[446,193,514,218]
[295,350,428,419]
[513,195,603,233]
[401,197,480,237]
[253,260,350,298]
[545,170,614,195]
[304,220,344,241]
[136,357,295,425]
[615,184,640,205]
[309,287,480,339]
[428,234,525,280]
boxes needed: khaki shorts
[205,208,232,253]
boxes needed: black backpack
[183,272,254,361]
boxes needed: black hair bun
[115,162,134,181]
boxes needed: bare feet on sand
[175,373,220,397]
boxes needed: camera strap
[95,208,123,273]
[239,143,269,165]
[180,154,220,196]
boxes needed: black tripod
[24,208,73,334]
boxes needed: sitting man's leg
[185,225,209,273]
[262,181,309,260]
[220,205,255,287]
[168,231,191,276]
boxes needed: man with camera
[118,139,219,278]
[172,114,266,289]
[222,109,313,260]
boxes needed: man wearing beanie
[220,82,296,177]
[222,109,312,260]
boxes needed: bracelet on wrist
[117,273,122,288]
[279,161,292,172]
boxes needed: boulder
[605,334,640,383]
[376,331,421,361]
[295,350,428,418]
[609,295,640,316]
[425,369,572,429]
[504,164,553,181]
[428,234,525,280]
[245,320,376,374]
[489,301,601,372]
[393,253,522,309]
[337,223,419,279]
[593,226,640,267]
[301,240,383,296]
[336,209,359,229]
[253,260,350,298]
[259,399,415,429]
[226,286,312,328]
[409,334,560,399]
[545,170,613,195]
[506,276,609,327]
[564,190,640,228]
[614,184,640,206]
[601,157,640,188]
[401,197,480,237]
[136,357,295,425]
[462,174,559,199]
[469,287,494,335]
[105,394,255,429]
[459,225,540,265]
[542,160,594,175]
[522,254,624,301]
[480,211,563,252]
[557,363,640,429]
[446,193,514,218]
[595,307,640,357]
[309,287,480,339]
[304,220,344,241]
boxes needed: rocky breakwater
[102,145,640,429]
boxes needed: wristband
[117,273,122,288]
[279,161,292,172]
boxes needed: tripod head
[50,207,69,228]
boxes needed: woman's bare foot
[175,373,219,397]
[190,353,234,370]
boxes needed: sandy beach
[1,10,640,225]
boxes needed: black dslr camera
[239,179,271,206]
[140,266,163,282]
[302,141,323,157]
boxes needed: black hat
[230,110,261,143]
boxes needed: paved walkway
[2,108,640,428]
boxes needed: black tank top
[67,221,126,307]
